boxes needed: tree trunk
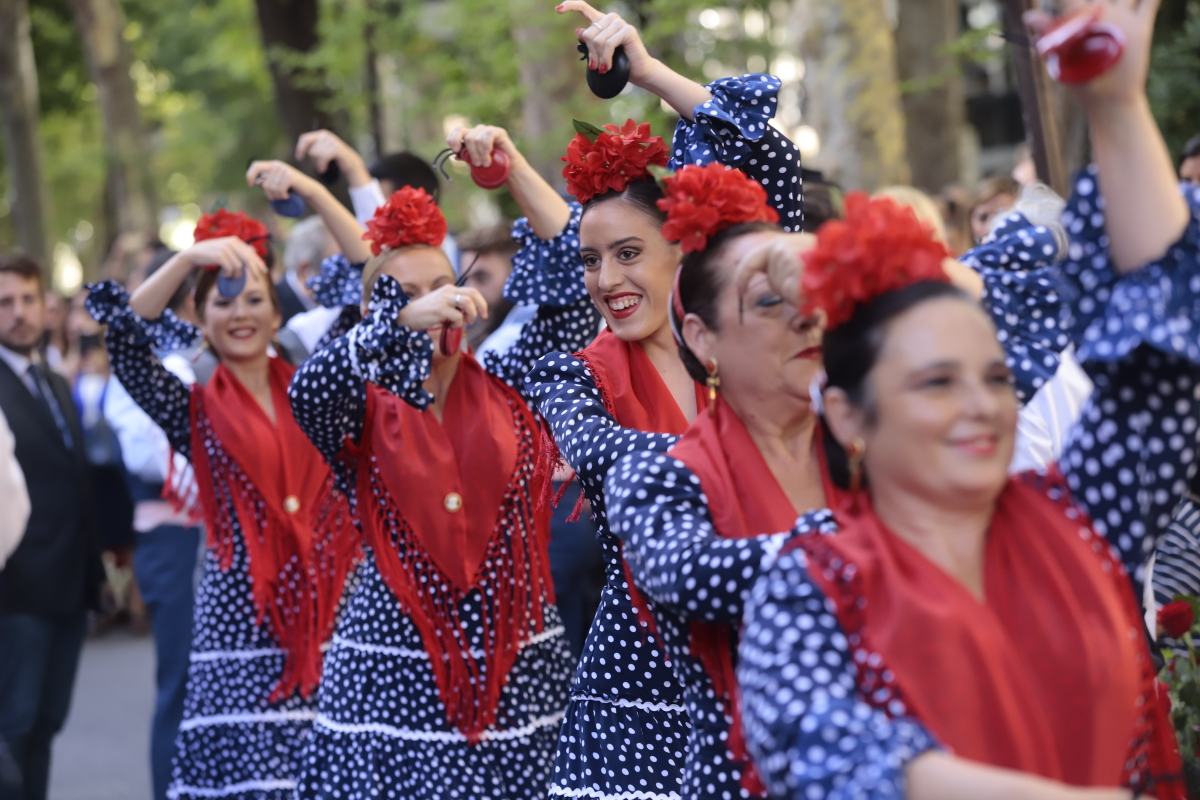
[510,0,579,183]
[793,0,911,190]
[253,0,341,145]
[895,0,966,192]
[0,0,51,265]
[69,0,158,249]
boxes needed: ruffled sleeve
[1059,170,1200,365]
[961,212,1072,404]
[1053,172,1200,587]
[607,449,836,622]
[483,204,601,393]
[670,73,804,231]
[84,281,193,458]
[288,275,432,471]
[307,253,364,310]
[739,544,940,798]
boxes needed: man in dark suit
[0,254,100,800]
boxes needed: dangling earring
[705,358,720,416]
[847,437,866,497]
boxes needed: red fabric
[189,358,359,701]
[670,397,840,795]
[575,329,706,633]
[799,474,1180,793]
[349,354,555,742]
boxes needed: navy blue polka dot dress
[525,74,802,800]
[736,173,1200,798]
[287,214,600,800]
[85,283,318,800]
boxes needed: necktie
[27,365,74,449]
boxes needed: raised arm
[557,1,711,120]
[246,159,372,264]
[607,450,834,622]
[295,129,386,225]
[85,281,194,459]
[288,275,434,466]
[524,352,676,495]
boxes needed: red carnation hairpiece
[658,163,779,254]
[801,193,951,329]
[363,187,448,256]
[194,209,270,259]
[561,119,669,205]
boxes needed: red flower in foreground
[801,193,950,329]
[1158,600,1196,638]
[193,209,271,259]
[657,163,778,254]
[363,187,447,256]
[561,119,668,205]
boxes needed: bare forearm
[298,180,372,263]
[505,156,571,240]
[130,254,192,320]
[635,58,711,121]
[1086,96,1189,274]
[906,752,1130,800]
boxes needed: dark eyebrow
[607,237,644,250]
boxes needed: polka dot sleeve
[738,545,940,799]
[961,212,1072,404]
[308,253,364,309]
[670,73,804,232]
[1054,174,1200,585]
[85,280,194,459]
[606,449,835,622]
[288,274,432,465]
[482,204,601,392]
[523,353,677,494]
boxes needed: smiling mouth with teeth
[607,296,640,311]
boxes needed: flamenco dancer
[738,1,1197,795]
[84,210,359,800]
[287,124,600,799]
[523,4,802,797]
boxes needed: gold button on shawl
[444,492,463,513]
[283,495,301,514]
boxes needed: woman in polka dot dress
[522,6,802,799]
[287,125,600,800]
[738,5,1196,794]
[84,208,362,800]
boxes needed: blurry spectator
[276,216,338,323]
[1012,143,1038,187]
[969,174,1019,244]
[0,254,101,800]
[0,408,30,569]
[1181,134,1200,185]
[102,247,204,800]
[456,223,521,353]
[798,167,843,233]
[875,185,950,243]
[40,292,69,375]
[937,185,974,256]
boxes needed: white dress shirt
[0,406,31,568]
[1010,348,1093,474]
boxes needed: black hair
[799,168,844,233]
[370,152,440,198]
[1183,135,1200,163]
[672,221,781,384]
[820,280,973,488]
[581,178,666,224]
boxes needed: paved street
[49,631,154,800]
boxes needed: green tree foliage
[1149,0,1200,163]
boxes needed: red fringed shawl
[188,358,360,701]
[348,354,555,742]
[794,472,1183,796]
[670,397,841,795]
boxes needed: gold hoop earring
[847,437,866,497]
[705,358,720,416]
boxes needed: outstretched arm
[246,159,372,264]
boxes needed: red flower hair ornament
[658,163,779,254]
[801,193,951,329]
[363,187,448,257]
[561,119,669,205]
[194,209,271,259]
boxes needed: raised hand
[182,236,269,282]
[733,233,815,310]
[294,129,371,187]
[556,1,654,84]
[446,124,523,171]
[397,284,489,332]
[246,160,318,202]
